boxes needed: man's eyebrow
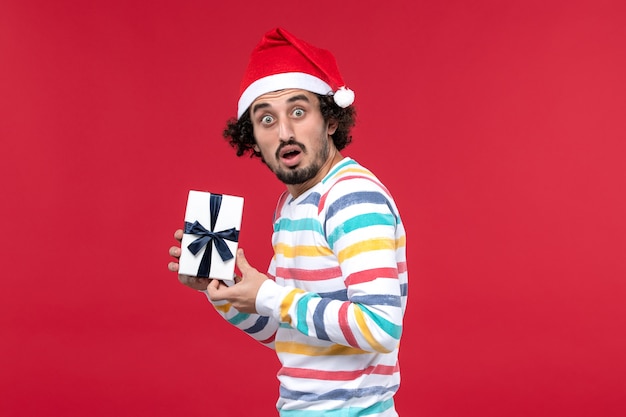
[251,102,270,115]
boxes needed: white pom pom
[333,86,355,108]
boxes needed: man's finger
[235,248,251,273]
[174,229,184,242]
[207,278,227,295]
[169,246,181,258]
[206,278,227,301]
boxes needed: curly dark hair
[222,93,356,158]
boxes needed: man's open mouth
[277,143,305,167]
[282,149,301,159]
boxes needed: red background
[1,1,625,416]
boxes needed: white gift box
[179,190,244,284]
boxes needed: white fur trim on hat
[238,72,332,118]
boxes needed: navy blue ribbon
[184,194,239,277]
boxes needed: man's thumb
[235,248,250,272]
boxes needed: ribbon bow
[184,194,239,277]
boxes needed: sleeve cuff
[255,279,286,319]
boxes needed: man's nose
[278,118,295,142]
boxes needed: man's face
[250,89,337,186]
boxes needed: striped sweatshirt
[208,158,408,416]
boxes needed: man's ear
[327,119,338,135]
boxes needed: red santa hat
[237,27,355,119]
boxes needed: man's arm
[207,180,408,353]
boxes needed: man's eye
[261,115,274,124]
[293,108,304,117]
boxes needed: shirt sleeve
[200,289,280,350]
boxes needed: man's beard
[267,138,329,185]
[275,162,320,184]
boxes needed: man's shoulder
[323,158,378,184]
[323,158,388,195]
[316,158,398,216]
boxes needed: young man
[168,27,408,416]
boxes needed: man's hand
[206,248,268,314]
[168,229,210,291]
